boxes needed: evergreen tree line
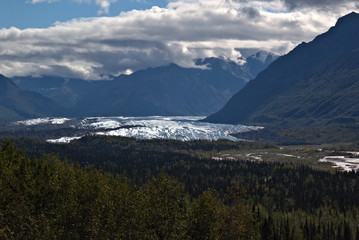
[0,140,259,239]
[2,136,359,239]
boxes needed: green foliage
[0,140,259,239]
[188,188,260,240]
[139,173,189,239]
[2,136,359,239]
[189,190,223,239]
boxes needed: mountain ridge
[204,12,359,127]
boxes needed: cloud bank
[1,0,359,79]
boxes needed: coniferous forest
[2,6,359,240]
[1,136,359,239]
[0,140,259,239]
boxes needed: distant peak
[335,11,359,26]
[247,51,278,64]
[347,11,358,17]
[168,63,180,68]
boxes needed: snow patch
[346,151,359,156]
[319,156,359,172]
[277,153,300,158]
[246,153,262,161]
[15,117,70,126]
[47,136,83,143]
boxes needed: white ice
[47,136,83,143]
[14,116,261,143]
[15,117,70,126]
[277,153,300,158]
[91,116,260,141]
[319,156,359,172]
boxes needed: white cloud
[77,0,118,15]
[96,0,118,15]
[27,0,59,3]
[1,0,359,79]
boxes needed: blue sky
[1,0,168,29]
[0,0,358,79]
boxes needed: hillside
[205,12,359,127]
[12,76,103,108]
[0,75,68,120]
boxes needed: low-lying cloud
[2,0,359,79]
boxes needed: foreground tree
[0,141,260,239]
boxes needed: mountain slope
[73,56,274,117]
[0,75,68,120]
[243,51,279,78]
[12,76,103,108]
[205,12,359,127]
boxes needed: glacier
[15,116,262,143]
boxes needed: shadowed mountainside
[72,55,276,117]
[205,12,359,128]
[0,75,69,120]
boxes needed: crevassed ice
[15,117,70,126]
[92,116,261,141]
[15,116,262,143]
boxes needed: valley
[1,9,359,240]
[2,119,359,172]
[3,114,359,172]
[211,143,359,172]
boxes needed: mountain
[244,51,279,78]
[73,61,242,116]
[12,76,105,108]
[205,12,359,127]
[72,56,276,117]
[0,75,68,120]
[10,53,276,117]
[196,52,278,83]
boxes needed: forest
[1,136,359,239]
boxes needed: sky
[0,0,359,80]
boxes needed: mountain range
[205,12,359,128]
[4,52,276,119]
